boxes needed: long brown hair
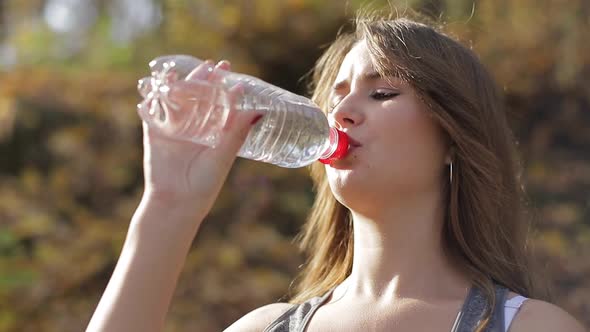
[287,8,548,332]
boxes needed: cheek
[372,110,446,180]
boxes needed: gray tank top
[263,283,509,332]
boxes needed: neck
[343,188,470,304]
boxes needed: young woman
[87,10,586,332]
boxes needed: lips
[347,136,362,148]
[324,133,361,166]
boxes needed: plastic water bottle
[137,55,348,168]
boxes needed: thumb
[214,83,264,155]
[217,109,264,156]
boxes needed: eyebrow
[331,71,388,91]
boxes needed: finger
[215,60,231,71]
[216,110,264,157]
[138,76,153,98]
[166,79,218,107]
[216,84,264,154]
[185,59,215,81]
[209,60,230,85]
[141,121,154,150]
[165,70,179,84]
[221,83,245,131]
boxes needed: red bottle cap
[319,128,349,164]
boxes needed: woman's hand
[86,60,263,332]
[140,60,263,220]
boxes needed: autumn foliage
[0,1,588,331]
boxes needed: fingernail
[216,60,230,67]
[250,114,264,125]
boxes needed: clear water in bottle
[137,55,348,168]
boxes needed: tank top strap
[504,295,528,332]
[263,287,336,332]
[265,283,510,332]
[451,283,509,332]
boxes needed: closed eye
[370,91,399,100]
[328,97,343,113]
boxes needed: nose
[328,96,364,130]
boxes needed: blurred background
[0,0,588,331]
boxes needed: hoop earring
[449,162,453,184]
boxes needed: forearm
[86,195,203,332]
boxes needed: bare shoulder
[223,302,295,332]
[509,297,587,332]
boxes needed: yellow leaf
[255,0,282,31]
[20,167,43,195]
[542,230,569,257]
[220,4,240,29]
[14,213,53,238]
[217,243,243,269]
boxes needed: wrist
[141,188,207,216]
[130,190,207,238]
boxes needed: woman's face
[325,40,450,212]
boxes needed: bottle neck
[319,128,349,164]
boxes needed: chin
[327,173,373,209]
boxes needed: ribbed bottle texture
[137,55,341,168]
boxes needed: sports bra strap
[504,295,528,331]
